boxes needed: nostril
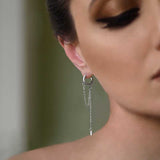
[151,68,160,80]
[156,42,160,50]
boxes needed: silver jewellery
[82,74,94,136]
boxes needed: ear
[57,36,93,78]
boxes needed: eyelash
[96,7,140,29]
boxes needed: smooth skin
[9,0,160,159]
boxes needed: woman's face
[70,0,160,116]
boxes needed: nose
[152,1,160,50]
[155,18,160,50]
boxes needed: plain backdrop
[0,0,110,159]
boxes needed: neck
[92,96,160,160]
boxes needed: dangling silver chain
[82,75,94,136]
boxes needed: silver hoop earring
[82,74,94,136]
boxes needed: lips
[151,69,160,79]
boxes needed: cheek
[79,29,147,93]
[78,23,158,114]
[71,0,160,116]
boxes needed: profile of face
[58,0,160,118]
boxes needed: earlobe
[57,36,85,66]
[63,43,85,67]
[57,36,93,78]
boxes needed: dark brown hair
[46,0,78,43]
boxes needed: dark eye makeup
[96,7,140,29]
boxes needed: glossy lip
[151,68,160,80]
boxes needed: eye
[96,7,140,29]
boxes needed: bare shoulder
[8,147,46,160]
[8,140,82,160]
[8,135,93,160]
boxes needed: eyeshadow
[89,0,141,18]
